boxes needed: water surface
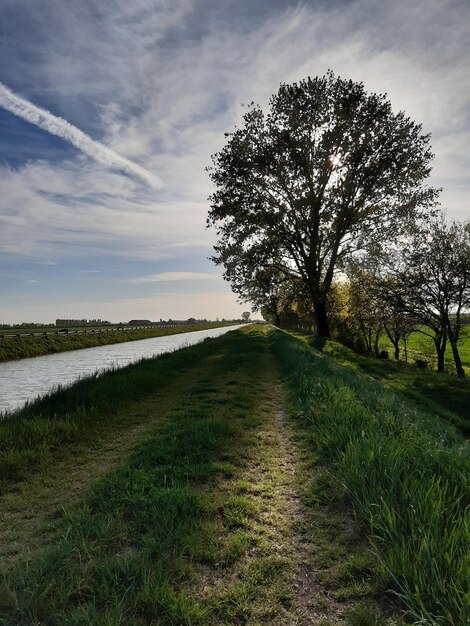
[0,325,242,414]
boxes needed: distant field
[0,325,113,334]
[380,323,470,374]
[0,323,200,335]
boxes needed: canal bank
[0,321,239,364]
[0,324,242,414]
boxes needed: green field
[0,326,467,625]
[0,325,114,334]
[380,324,470,375]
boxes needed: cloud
[1,0,469,324]
[0,158,212,260]
[0,81,162,188]
[3,0,470,269]
[131,271,221,283]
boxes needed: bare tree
[388,218,470,377]
[375,276,417,361]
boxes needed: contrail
[0,82,161,188]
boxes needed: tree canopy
[207,71,439,336]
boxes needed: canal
[0,325,242,414]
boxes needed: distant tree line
[56,319,110,328]
[207,71,470,377]
[0,322,53,330]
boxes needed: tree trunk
[383,324,399,360]
[314,300,330,338]
[373,330,380,357]
[447,329,465,378]
[359,321,371,352]
[434,334,447,373]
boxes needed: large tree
[207,71,438,336]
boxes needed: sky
[0,0,469,324]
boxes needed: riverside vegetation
[0,322,237,362]
[0,325,468,625]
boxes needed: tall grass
[271,330,469,625]
[0,331,237,490]
[319,338,470,437]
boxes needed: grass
[2,326,314,625]
[0,325,404,625]
[2,324,465,624]
[0,327,239,491]
[379,324,470,375]
[315,337,470,437]
[0,321,237,362]
[0,326,273,624]
[272,329,469,625]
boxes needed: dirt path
[241,386,346,625]
[198,337,350,625]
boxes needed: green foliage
[272,329,469,625]
[207,71,438,337]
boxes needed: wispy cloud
[1,0,469,323]
[0,82,162,188]
[131,272,221,283]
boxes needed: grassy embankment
[0,325,403,625]
[273,330,469,625]
[380,324,470,375]
[317,337,470,437]
[0,326,468,624]
[0,322,237,363]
